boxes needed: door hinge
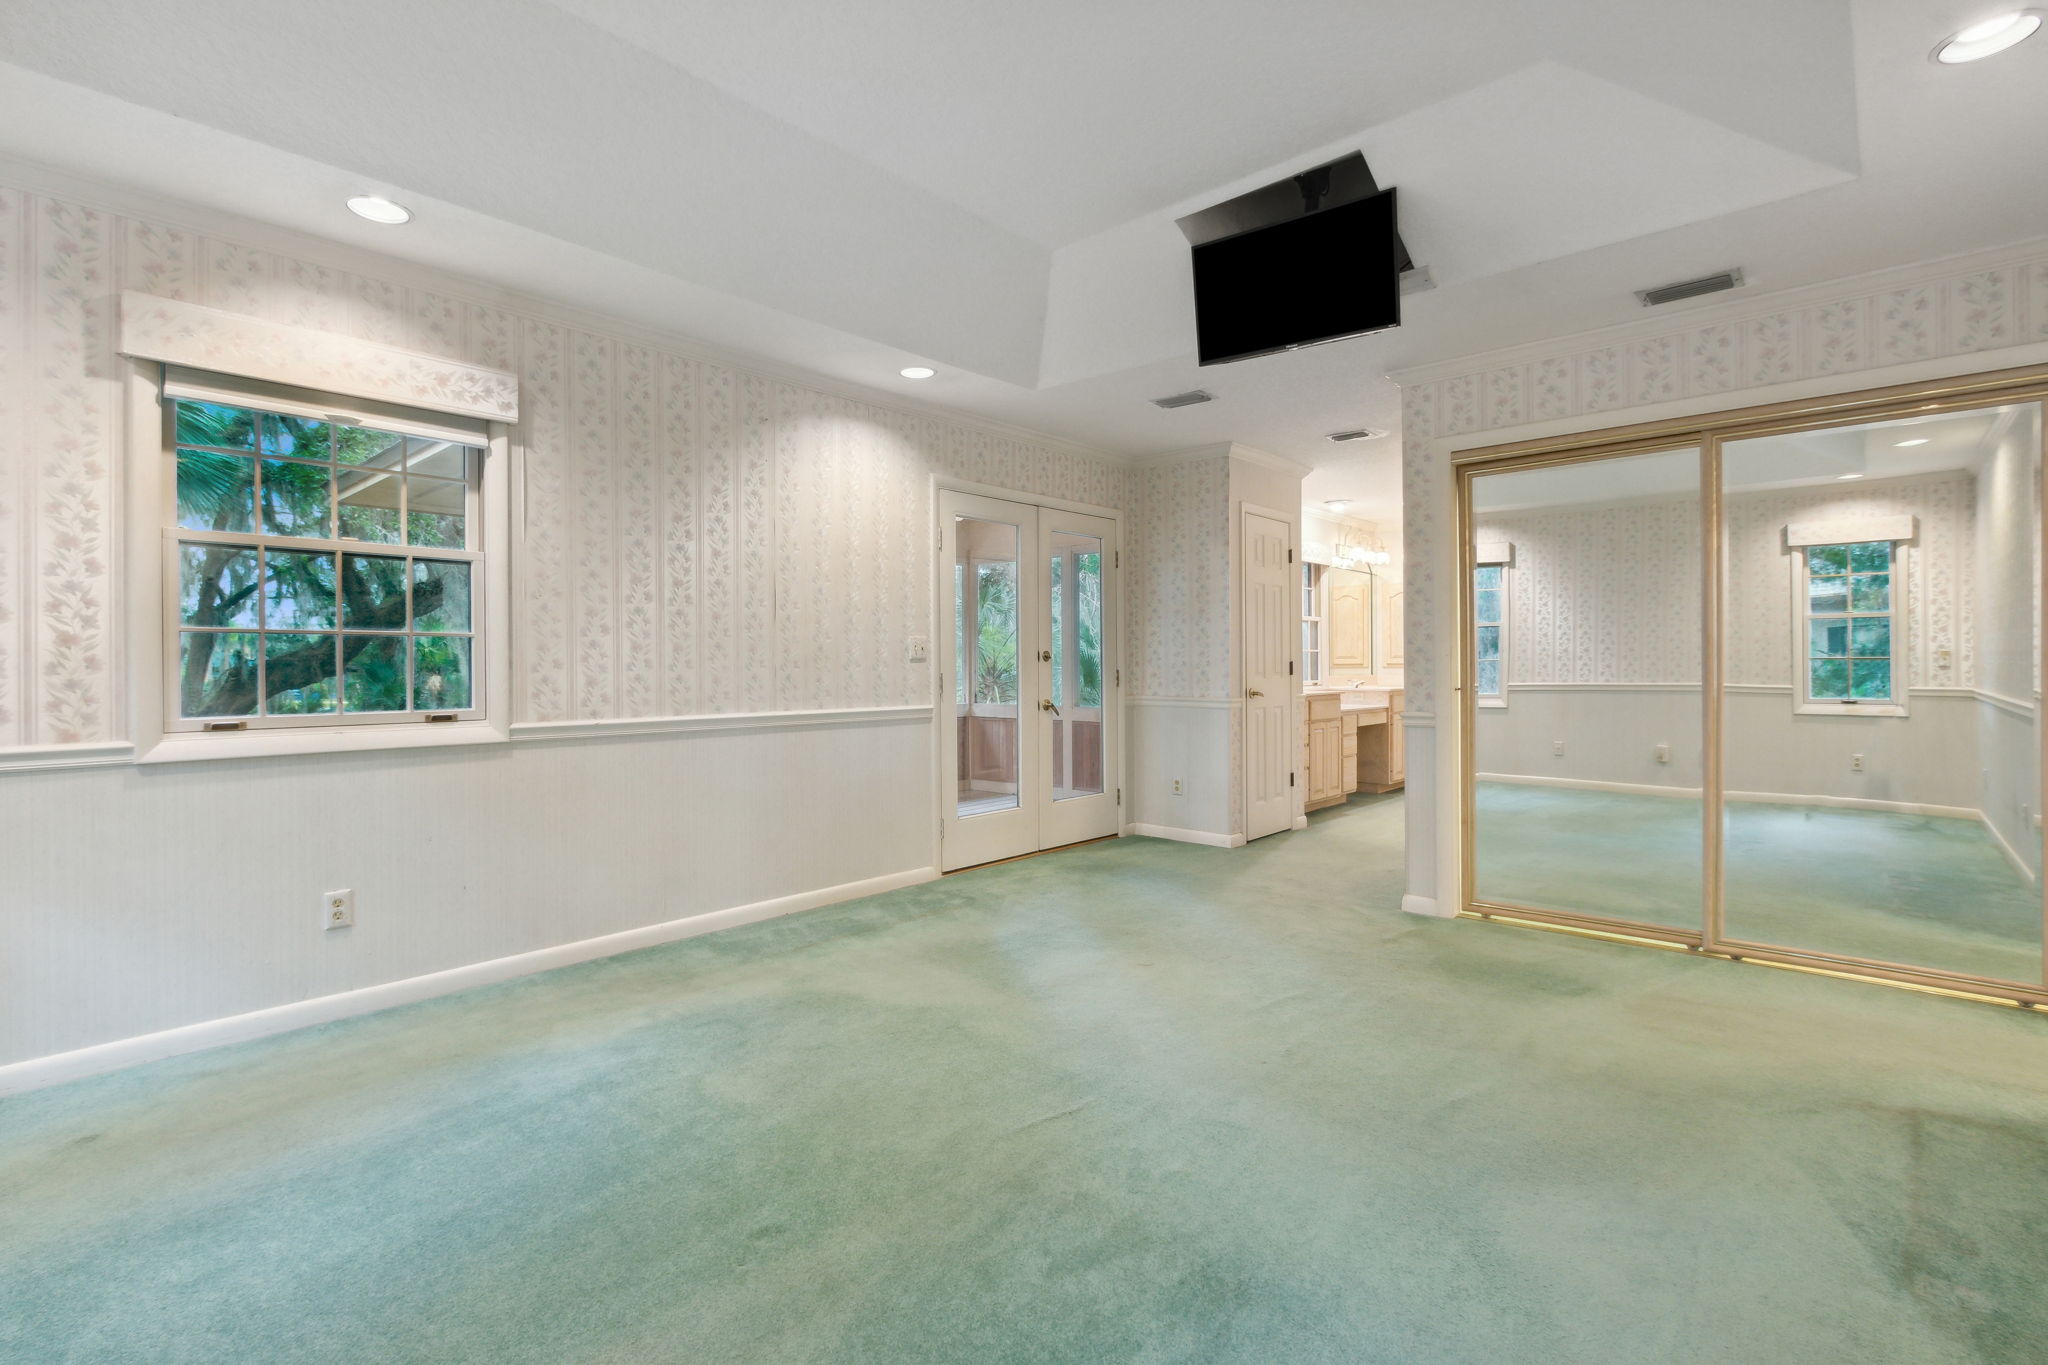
[1117,787,1122,806]
[1289,771,1296,787]
[1114,550,1119,568]
[1115,668,1120,688]
[1288,660,1294,675]
[1288,548,1294,563]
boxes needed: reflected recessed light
[1894,438,1931,447]
[1934,11,2042,62]
[899,366,936,380]
[1837,473,1865,480]
[346,195,412,225]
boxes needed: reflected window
[1803,540,1897,705]
[1474,564,1505,701]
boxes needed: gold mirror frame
[1453,362,2048,1010]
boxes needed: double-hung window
[1474,564,1505,703]
[1803,540,1898,709]
[164,371,487,735]
[1302,562,1325,684]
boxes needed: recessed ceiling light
[899,366,936,380]
[1894,438,1931,447]
[346,195,412,225]
[1934,11,2042,62]
[1323,499,1353,512]
[1837,473,1865,481]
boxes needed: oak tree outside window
[168,383,485,732]
[1804,540,1897,705]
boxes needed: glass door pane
[1720,403,2044,985]
[1049,531,1104,801]
[955,515,1022,819]
[1468,447,1704,929]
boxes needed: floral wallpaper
[1124,453,1231,700]
[1400,246,2048,718]
[1477,472,1974,690]
[0,180,1129,745]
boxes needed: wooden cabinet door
[1380,580,1405,668]
[1328,569,1370,672]
[1309,719,1342,802]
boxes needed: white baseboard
[1402,894,1446,917]
[0,866,940,1097]
[1478,771,1701,799]
[1478,771,1983,820]
[1129,822,1245,848]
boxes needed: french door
[939,489,1119,871]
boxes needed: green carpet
[5,792,2048,1363]
[1477,781,2044,984]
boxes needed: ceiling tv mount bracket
[1175,151,1413,274]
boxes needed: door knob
[1041,699,1061,715]
[1248,689,1265,698]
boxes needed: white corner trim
[0,742,136,775]
[510,705,933,742]
[1128,822,1246,848]
[1979,813,2039,886]
[1401,893,1448,917]
[0,865,940,1097]
[118,291,519,422]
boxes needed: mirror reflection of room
[1468,449,1704,927]
[1299,503,1405,811]
[1721,403,2044,983]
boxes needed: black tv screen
[1191,188,1400,366]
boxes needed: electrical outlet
[1850,753,1864,773]
[1551,740,1565,757]
[323,889,354,930]
[1172,778,1184,796]
[1654,743,1671,764]
[906,636,928,662]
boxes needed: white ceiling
[0,0,2043,537]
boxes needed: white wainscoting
[1126,698,1238,843]
[0,711,935,1076]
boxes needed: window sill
[1795,702,1907,719]
[137,718,507,765]
[1477,697,1508,710]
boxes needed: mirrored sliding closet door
[1467,447,1705,931]
[1718,402,2046,987]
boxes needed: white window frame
[1474,543,1511,709]
[1301,561,1325,685]
[126,363,513,762]
[1791,537,1909,718]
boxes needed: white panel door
[1243,510,1296,841]
[940,491,1121,871]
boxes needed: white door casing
[1243,508,1295,841]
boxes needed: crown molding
[1388,233,2048,389]
[1130,440,1312,477]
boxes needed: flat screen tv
[1191,188,1401,366]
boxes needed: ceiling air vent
[1326,428,1387,443]
[1636,269,1744,307]
[1151,389,1214,409]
